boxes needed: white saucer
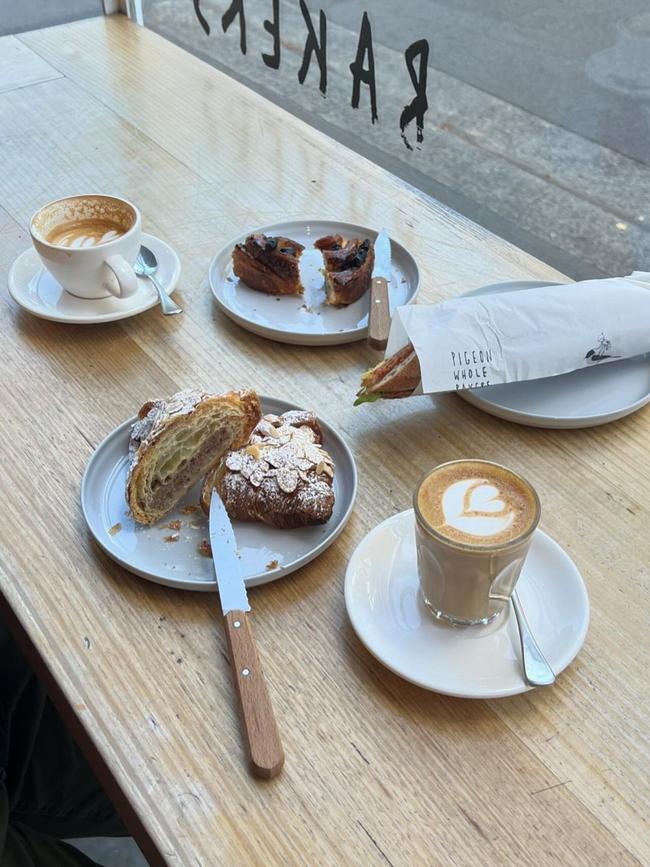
[344,510,589,698]
[209,220,419,345]
[7,232,180,324]
[81,396,357,591]
[457,280,650,428]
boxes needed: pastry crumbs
[198,540,212,557]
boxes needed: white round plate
[345,510,589,698]
[209,220,419,345]
[81,396,357,591]
[457,280,650,428]
[7,232,180,324]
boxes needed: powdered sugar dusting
[220,412,335,527]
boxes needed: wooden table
[0,15,647,867]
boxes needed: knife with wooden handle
[209,490,284,779]
[368,229,392,351]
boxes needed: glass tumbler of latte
[414,460,541,626]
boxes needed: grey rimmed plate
[81,396,357,591]
[457,280,650,428]
[209,219,419,345]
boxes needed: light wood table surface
[0,14,648,867]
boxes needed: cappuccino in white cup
[30,194,141,300]
[414,460,541,626]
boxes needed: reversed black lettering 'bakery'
[191,1,429,150]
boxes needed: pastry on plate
[127,389,261,525]
[201,410,335,529]
[315,234,375,306]
[232,234,305,295]
[355,342,421,404]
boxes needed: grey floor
[4,1,649,864]
[0,0,103,36]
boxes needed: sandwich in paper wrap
[356,272,650,403]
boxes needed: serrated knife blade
[209,489,250,615]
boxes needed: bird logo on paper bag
[585,333,621,363]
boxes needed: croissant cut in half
[127,389,261,525]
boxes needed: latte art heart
[442,477,515,538]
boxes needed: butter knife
[368,229,391,350]
[209,489,284,778]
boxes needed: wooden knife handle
[223,610,284,779]
[368,275,390,350]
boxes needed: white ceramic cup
[30,194,141,300]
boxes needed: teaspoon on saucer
[135,245,183,315]
[511,589,556,687]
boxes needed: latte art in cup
[45,219,126,249]
[442,478,515,538]
[417,461,538,548]
[414,460,541,626]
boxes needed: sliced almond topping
[291,443,305,459]
[276,467,299,493]
[249,469,265,487]
[226,452,245,472]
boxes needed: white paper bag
[386,272,650,394]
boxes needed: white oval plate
[7,233,180,324]
[457,280,650,428]
[345,510,589,699]
[209,220,419,345]
[81,397,357,591]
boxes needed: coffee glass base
[423,595,504,628]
